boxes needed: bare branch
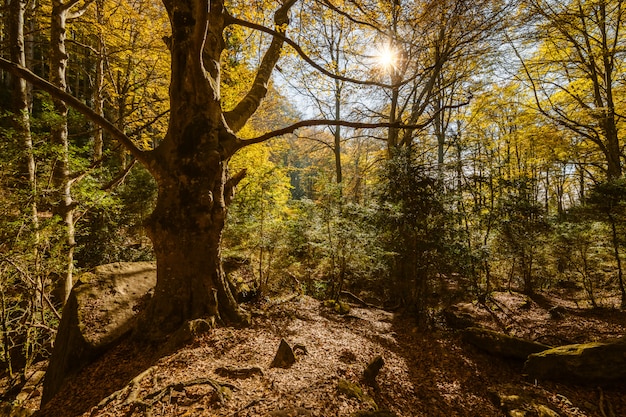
[225,14,398,89]
[316,0,383,33]
[101,159,137,192]
[66,0,95,19]
[0,57,149,166]
[238,119,427,148]
[224,0,298,132]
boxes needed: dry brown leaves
[33,293,626,417]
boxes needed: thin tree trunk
[334,84,343,184]
[608,213,626,309]
[10,0,38,234]
[50,1,76,304]
[92,0,105,163]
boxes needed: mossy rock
[324,299,351,315]
[0,402,35,417]
[489,384,561,417]
[524,337,626,384]
[42,262,156,405]
[337,379,376,409]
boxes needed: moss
[324,299,351,315]
[533,342,605,357]
[337,379,377,409]
[337,379,365,399]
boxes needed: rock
[524,337,626,384]
[270,339,296,368]
[462,327,551,359]
[15,370,45,403]
[324,299,351,315]
[549,306,566,320]
[489,384,561,417]
[363,355,384,384]
[41,262,156,405]
[443,303,490,329]
[339,349,357,364]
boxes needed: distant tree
[497,178,550,295]
[587,179,626,308]
[377,148,450,320]
[517,0,626,180]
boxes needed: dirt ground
[17,291,626,416]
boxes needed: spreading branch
[237,119,428,148]
[224,0,297,132]
[0,57,149,166]
[225,14,401,89]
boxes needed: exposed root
[144,377,239,405]
[90,366,156,416]
[599,387,616,417]
[88,369,238,416]
[230,398,264,417]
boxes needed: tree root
[230,398,264,416]
[599,387,616,417]
[88,367,238,416]
[144,377,239,404]
[90,366,156,416]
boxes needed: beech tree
[2,0,404,339]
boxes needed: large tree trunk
[137,0,245,339]
[141,163,244,337]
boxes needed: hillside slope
[34,294,626,417]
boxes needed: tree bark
[50,0,76,304]
[137,0,296,338]
[92,0,105,163]
[10,0,38,233]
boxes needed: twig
[599,387,607,417]
[598,387,616,417]
[230,398,264,416]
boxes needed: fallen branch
[230,398,264,416]
[340,291,380,309]
[215,366,264,379]
[268,293,300,308]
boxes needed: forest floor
[17,289,626,416]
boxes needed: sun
[376,44,397,70]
